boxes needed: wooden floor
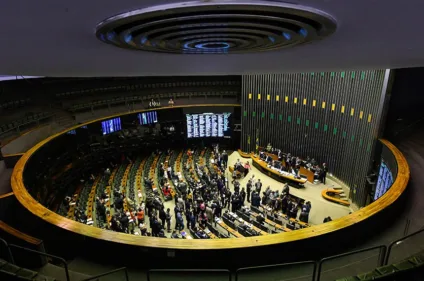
[9,105,410,249]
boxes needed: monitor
[101,117,122,135]
[138,111,158,125]
[374,159,394,201]
[186,112,231,138]
[66,129,76,135]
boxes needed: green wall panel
[241,70,389,207]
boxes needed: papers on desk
[69,202,76,206]
[215,217,222,223]
[204,228,211,234]
[243,221,253,228]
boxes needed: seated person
[256,213,265,225]
[259,151,265,160]
[171,230,181,238]
[162,185,172,200]
[266,154,273,164]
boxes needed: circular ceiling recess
[95,1,337,54]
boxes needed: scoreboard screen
[186,113,231,138]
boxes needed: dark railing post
[81,267,129,281]
[385,228,424,265]
[316,245,386,281]
[9,244,70,281]
[0,238,14,264]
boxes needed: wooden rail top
[9,105,409,250]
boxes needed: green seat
[375,264,398,275]
[409,253,424,266]
[16,268,38,279]
[1,262,21,273]
[356,270,381,280]
[393,260,415,271]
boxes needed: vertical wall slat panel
[241,70,389,207]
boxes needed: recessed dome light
[96,1,336,54]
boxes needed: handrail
[81,267,129,281]
[147,269,231,281]
[0,237,14,264]
[0,220,43,246]
[8,244,70,281]
[0,192,14,199]
[235,260,316,281]
[316,245,386,281]
[385,227,424,265]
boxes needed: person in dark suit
[322,163,328,184]
[240,188,246,205]
[222,150,228,168]
[255,179,262,194]
[246,180,252,203]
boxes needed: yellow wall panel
[258,94,261,100]
[341,105,345,113]
[368,114,372,123]
[359,111,364,119]
[248,93,252,99]
[313,100,316,107]
[294,97,298,104]
[322,101,326,109]
[276,95,280,101]
[350,108,355,116]
[303,98,307,105]
[331,103,335,111]
[267,94,270,101]
[285,96,288,103]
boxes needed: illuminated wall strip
[248,93,252,99]
[341,105,345,113]
[350,108,355,116]
[285,96,288,103]
[331,103,335,111]
[368,114,372,123]
[294,97,298,104]
[313,100,316,107]
[267,94,270,101]
[303,98,307,105]
[322,101,326,109]
[359,111,364,119]
[276,95,280,101]
[258,94,261,100]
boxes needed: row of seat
[0,97,31,111]
[67,90,238,112]
[56,79,240,98]
[0,112,53,135]
[0,259,56,281]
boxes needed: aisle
[226,151,352,225]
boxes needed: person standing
[222,150,228,168]
[240,188,246,205]
[159,207,166,228]
[255,179,262,194]
[322,163,328,184]
[166,208,172,232]
[246,180,252,203]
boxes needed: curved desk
[10,103,409,250]
[251,155,307,186]
[322,188,351,206]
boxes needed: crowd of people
[262,143,329,184]
[78,144,327,238]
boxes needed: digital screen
[66,129,76,135]
[374,160,394,201]
[138,111,158,125]
[101,117,122,135]
[186,113,231,138]
[80,125,88,129]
